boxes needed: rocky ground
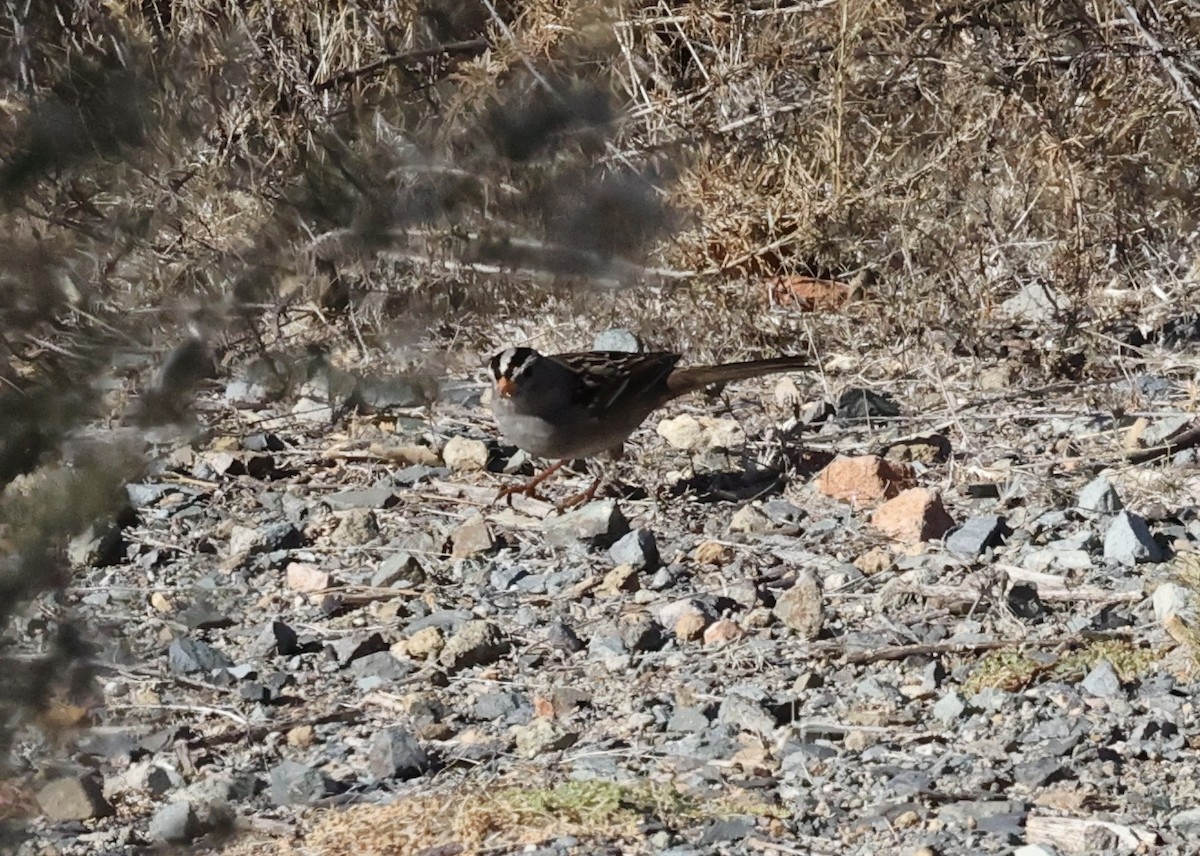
[10,323,1200,856]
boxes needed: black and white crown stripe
[490,347,537,381]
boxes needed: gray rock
[1169,807,1200,836]
[176,774,248,829]
[932,691,966,723]
[392,464,448,485]
[403,609,473,635]
[168,637,235,675]
[647,567,673,590]
[324,487,397,510]
[1143,414,1191,446]
[1129,719,1184,757]
[945,515,1008,556]
[229,521,302,559]
[1023,547,1094,572]
[439,620,510,671]
[1014,846,1060,856]
[1077,476,1122,514]
[619,613,665,652]
[718,693,778,736]
[1030,509,1069,535]
[699,816,755,845]
[349,651,413,681]
[1012,756,1064,787]
[177,597,231,630]
[372,551,425,587]
[242,432,283,453]
[609,528,660,570]
[269,760,329,806]
[326,632,387,666]
[592,328,640,352]
[490,565,528,591]
[1103,511,1163,565]
[543,567,586,593]
[588,633,631,672]
[147,801,200,844]
[762,499,805,525]
[938,799,1027,831]
[474,690,531,724]
[36,775,114,821]
[498,447,532,475]
[542,500,630,548]
[125,482,173,506]
[368,728,430,780]
[545,621,585,654]
[668,706,712,733]
[1081,660,1123,697]
[449,516,494,559]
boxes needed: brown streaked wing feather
[548,351,681,413]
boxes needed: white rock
[657,414,705,451]
[775,376,802,407]
[729,504,772,534]
[1000,282,1065,322]
[1152,582,1190,623]
[442,436,488,472]
[705,417,746,450]
[291,397,333,423]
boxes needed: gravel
[13,355,1200,856]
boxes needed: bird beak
[497,377,515,398]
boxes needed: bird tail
[666,356,814,396]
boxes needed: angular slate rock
[168,637,235,675]
[1103,511,1163,565]
[368,728,430,780]
[946,515,1009,556]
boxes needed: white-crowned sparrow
[489,346,813,504]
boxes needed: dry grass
[218,777,783,856]
[965,638,1164,694]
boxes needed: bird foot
[553,475,604,514]
[494,480,547,506]
[493,459,568,507]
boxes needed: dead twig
[1124,422,1200,465]
[314,40,488,92]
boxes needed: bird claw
[552,475,603,514]
[493,461,606,514]
[493,459,567,507]
[494,481,546,505]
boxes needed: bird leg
[553,445,623,513]
[553,472,605,514]
[495,459,568,505]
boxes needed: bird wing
[550,351,681,415]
